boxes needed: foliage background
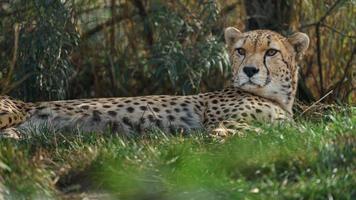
[0,0,355,104]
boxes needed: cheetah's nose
[243,66,259,78]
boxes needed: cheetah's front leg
[207,120,261,138]
[0,127,22,139]
[209,114,292,138]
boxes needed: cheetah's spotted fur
[0,27,309,137]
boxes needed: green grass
[0,107,355,199]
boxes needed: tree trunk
[243,0,292,32]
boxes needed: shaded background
[0,0,355,104]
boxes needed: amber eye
[266,49,278,56]
[236,48,246,56]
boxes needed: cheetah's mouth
[238,77,271,88]
[240,80,262,87]
[242,80,259,86]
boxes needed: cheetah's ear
[224,27,242,48]
[288,32,310,59]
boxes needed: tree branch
[132,0,154,46]
[319,0,343,22]
[300,0,345,29]
[81,12,135,40]
[331,46,356,97]
[321,23,356,39]
[299,0,347,97]
[315,24,324,95]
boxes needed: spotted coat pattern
[4,88,287,134]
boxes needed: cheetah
[0,27,309,137]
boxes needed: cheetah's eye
[266,49,278,56]
[235,48,246,56]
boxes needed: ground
[0,107,355,199]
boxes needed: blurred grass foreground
[0,108,355,199]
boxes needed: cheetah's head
[224,27,309,113]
